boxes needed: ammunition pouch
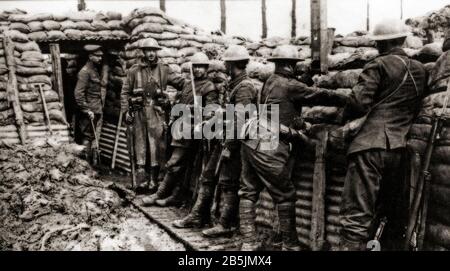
[129,88,144,112]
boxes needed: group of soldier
[74,18,431,251]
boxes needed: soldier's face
[193,65,207,79]
[89,54,102,65]
[144,49,158,63]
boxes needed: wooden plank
[3,35,27,144]
[310,0,328,73]
[49,43,66,121]
[310,131,328,251]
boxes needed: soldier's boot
[81,139,92,163]
[155,184,183,207]
[239,199,259,251]
[202,189,238,237]
[136,166,149,193]
[339,237,367,251]
[140,171,177,206]
[277,202,302,251]
[147,166,160,194]
[172,184,214,228]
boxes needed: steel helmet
[370,19,410,41]
[223,45,250,62]
[138,38,162,50]
[268,45,301,62]
[84,44,103,56]
[190,52,210,65]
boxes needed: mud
[0,140,184,251]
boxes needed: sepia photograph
[0,0,449,256]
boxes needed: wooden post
[310,0,328,73]
[400,0,403,20]
[3,36,27,144]
[77,0,86,11]
[291,0,297,38]
[261,0,268,39]
[160,0,166,12]
[310,131,328,251]
[49,43,66,121]
[220,0,226,34]
[367,0,370,32]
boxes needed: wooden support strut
[310,0,329,74]
[310,131,328,251]
[3,35,27,144]
[49,43,66,121]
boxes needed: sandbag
[4,30,29,43]
[123,49,142,60]
[332,46,358,54]
[47,30,66,41]
[18,82,51,92]
[0,108,14,121]
[24,109,66,124]
[91,20,109,31]
[338,36,375,47]
[313,72,338,88]
[81,30,97,38]
[16,65,48,76]
[22,75,52,85]
[9,22,30,33]
[0,65,8,75]
[162,24,184,34]
[428,51,450,93]
[159,39,183,49]
[42,20,61,31]
[129,16,168,29]
[113,30,130,40]
[298,47,312,60]
[14,41,40,52]
[0,90,7,101]
[21,51,44,61]
[405,35,424,49]
[21,101,62,112]
[28,31,48,42]
[65,11,96,22]
[60,20,77,31]
[160,57,177,65]
[74,21,95,31]
[98,30,113,38]
[53,14,68,21]
[63,29,83,39]
[255,47,273,58]
[131,22,164,36]
[178,46,199,57]
[416,42,443,63]
[106,11,122,21]
[129,7,165,19]
[157,48,178,58]
[0,100,9,111]
[107,20,123,30]
[168,64,181,74]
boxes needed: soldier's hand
[125,111,134,124]
[87,111,95,120]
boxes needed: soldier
[172,45,257,238]
[140,52,219,207]
[238,45,349,251]
[74,44,104,163]
[120,38,186,193]
[339,20,428,251]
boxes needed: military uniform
[74,60,105,156]
[142,76,219,206]
[120,61,185,172]
[340,47,428,250]
[239,63,348,250]
[172,71,257,234]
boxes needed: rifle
[367,217,387,251]
[126,111,137,190]
[405,78,450,251]
[126,88,144,190]
[90,117,101,167]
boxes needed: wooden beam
[220,0,226,34]
[310,131,328,251]
[261,0,268,39]
[310,0,328,73]
[160,0,166,12]
[291,0,297,38]
[3,35,27,144]
[77,0,86,11]
[49,43,66,121]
